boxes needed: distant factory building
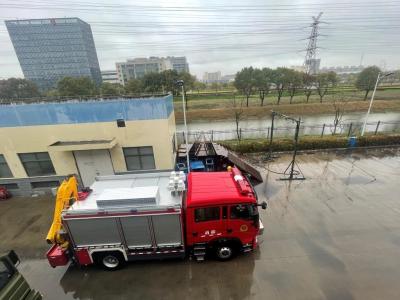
[101,70,119,84]
[0,95,176,195]
[202,72,235,83]
[305,58,321,75]
[5,18,102,90]
[203,71,221,83]
[168,56,190,73]
[116,56,189,85]
[320,65,365,74]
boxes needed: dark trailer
[176,141,263,183]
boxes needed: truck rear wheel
[215,244,235,261]
[95,252,125,271]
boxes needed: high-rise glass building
[5,18,102,90]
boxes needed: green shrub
[358,135,400,147]
[220,134,400,154]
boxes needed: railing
[0,93,169,105]
[176,120,400,144]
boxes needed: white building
[320,65,365,74]
[101,70,119,84]
[202,71,222,83]
[168,56,189,73]
[116,57,189,85]
[221,74,235,83]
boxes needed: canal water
[177,112,400,142]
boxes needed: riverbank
[175,99,400,123]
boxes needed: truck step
[195,255,205,261]
[193,243,207,261]
[194,245,206,250]
[242,245,253,253]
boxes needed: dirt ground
[1,148,400,300]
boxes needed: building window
[123,147,155,171]
[31,181,59,189]
[18,152,56,177]
[194,207,220,222]
[0,183,18,190]
[0,155,13,178]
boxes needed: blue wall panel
[0,95,173,127]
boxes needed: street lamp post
[176,80,190,173]
[361,72,393,136]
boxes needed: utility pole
[266,111,276,160]
[304,12,323,75]
[269,111,305,180]
[176,80,190,173]
[361,72,393,136]
[288,118,301,180]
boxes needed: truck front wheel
[94,252,126,271]
[215,244,235,261]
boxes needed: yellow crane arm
[46,176,78,245]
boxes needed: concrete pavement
[1,148,399,300]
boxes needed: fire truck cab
[46,167,265,270]
[186,168,264,261]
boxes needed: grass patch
[175,99,400,123]
[174,86,400,111]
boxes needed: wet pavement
[1,148,400,300]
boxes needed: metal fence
[176,120,400,144]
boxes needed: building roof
[5,18,87,26]
[0,95,173,127]
[186,170,256,207]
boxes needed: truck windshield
[230,204,258,220]
[0,259,14,291]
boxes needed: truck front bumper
[256,219,265,246]
[258,219,264,236]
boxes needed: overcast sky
[0,0,399,79]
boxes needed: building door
[74,150,114,187]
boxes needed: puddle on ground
[341,175,376,185]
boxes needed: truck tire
[214,244,236,261]
[94,251,126,271]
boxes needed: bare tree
[331,94,347,135]
[258,88,267,106]
[355,66,381,100]
[316,72,338,103]
[232,98,244,141]
[287,71,303,104]
[304,87,313,103]
[234,67,256,107]
[303,73,315,103]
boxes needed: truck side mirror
[8,250,20,266]
[260,201,267,210]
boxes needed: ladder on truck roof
[46,176,78,245]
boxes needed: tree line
[0,70,196,100]
[0,65,397,102]
[233,66,388,107]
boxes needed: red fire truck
[46,167,266,270]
